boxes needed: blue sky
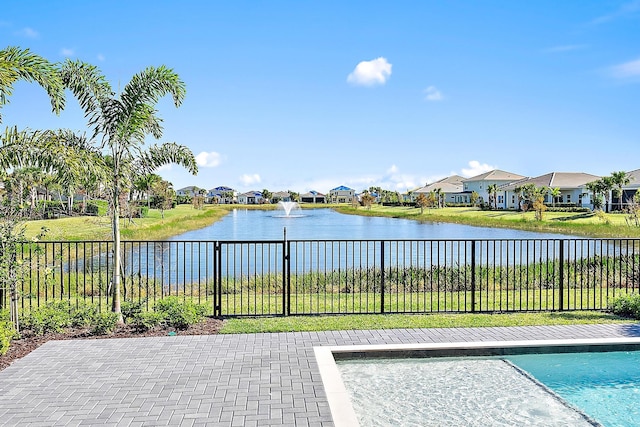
[2,1,639,194]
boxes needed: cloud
[347,57,392,86]
[386,164,398,174]
[424,86,443,101]
[195,151,222,168]
[591,0,640,24]
[61,48,75,57]
[459,160,495,178]
[543,44,588,53]
[16,27,38,38]
[609,58,640,79]
[97,54,106,62]
[239,173,261,186]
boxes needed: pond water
[170,208,578,241]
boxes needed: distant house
[411,175,466,204]
[237,191,264,204]
[207,186,237,204]
[175,186,202,197]
[462,170,526,207]
[271,191,292,203]
[329,186,355,203]
[501,172,600,209]
[612,169,640,210]
[300,190,326,203]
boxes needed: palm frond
[137,142,198,175]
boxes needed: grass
[24,204,230,241]
[219,311,632,334]
[335,205,640,238]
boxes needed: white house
[329,186,355,203]
[461,170,526,207]
[300,190,326,203]
[501,172,600,209]
[411,175,466,204]
[237,191,264,204]
[175,186,203,197]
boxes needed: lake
[169,208,579,241]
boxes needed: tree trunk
[111,187,123,323]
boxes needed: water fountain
[277,201,303,217]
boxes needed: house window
[567,194,571,203]
[511,195,515,203]
[498,196,503,204]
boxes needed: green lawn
[335,205,640,238]
[220,311,632,334]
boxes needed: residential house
[411,175,466,204]
[271,191,292,203]
[207,186,237,204]
[462,170,526,207]
[612,169,640,210]
[300,190,326,203]
[237,190,264,204]
[329,186,355,203]
[501,172,600,209]
[175,186,203,197]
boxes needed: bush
[21,301,73,335]
[153,297,207,330]
[609,294,640,319]
[91,311,119,335]
[129,311,163,332]
[84,200,109,216]
[0,310,18,356]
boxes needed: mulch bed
[0,317,224,372]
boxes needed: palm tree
[487,184,498,209]
[0,46,65,123]
[60,60,197,320]
[610,171,631,211]
[550,187,561,208]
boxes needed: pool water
[337,351,640,426]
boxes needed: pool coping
[314,337,640,427]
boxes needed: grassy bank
[220,311,631,333]
[24,205,231,241]
[335,205,639,238]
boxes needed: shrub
[154,297,207,330]
[91,311,119,335]
[129,311,163,332]
[21,301,73,335]
[0,310,18,356]
[85,200,109,216]
[609,294,640,319]
[121,300,145,323]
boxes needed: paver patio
[1,323,639,426]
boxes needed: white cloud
[195,151,221,168]
[239,173,261,186]
[424,86,443,101]
[609,58,640,78]
[386,164,398,174]
[591,0,640,24]
[61,48,75,57]
[16,27,38,38]
[460,160,495,178]
[543,44,588,53]
[97,54,106,61]
[347,57,392,86]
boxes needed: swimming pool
[315,338,640,426]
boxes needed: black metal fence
[2,238,639,317]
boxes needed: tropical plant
[470,191,479,207]
[415,193,428,214]
[610,171,631,211]
[60,60,197,320]
[0,46,65,123]
[550,187,561,208]
[487,184,498,209]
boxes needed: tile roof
[462,169,526,182]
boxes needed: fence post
[471,240,476,313]
[558,240,564,311]
[284,240,291,316]
[212,242,219,317]
[380,240,385,314]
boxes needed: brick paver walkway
[1,323,639,426]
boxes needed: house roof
[413,175,465,194]
[239,191,262,197]
[301,191,325,197]
[462,169,526,183]
[501,172,601,191]
[272,191,290,198]
[624,169,640,188]
[210,186,235,192]
[176,186,200,192]
[330,185,354,191]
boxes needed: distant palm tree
[487,184,498,209]
[0,46,65,123]
[550,187,561,207]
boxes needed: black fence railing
[2,238,639,317]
